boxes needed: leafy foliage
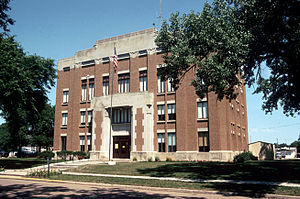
[38,151,55,160]
[156,0,300,116]
[0,123,12,151]
[0,34,56,152]
[30,104,55,150]
[0,0,14,33]
[155,1,251,100]
[233,151,258,163]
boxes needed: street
[0,176,255,199]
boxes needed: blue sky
[7,0,299,145]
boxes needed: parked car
[0,150,9,157]
[20,148,37,157]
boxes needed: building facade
[53,28,248,161]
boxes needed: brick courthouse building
[53,28,248,161]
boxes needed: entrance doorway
[113,136,130,158]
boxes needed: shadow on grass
[137,160,300,183]
[0,180,204,199]
[0,158,63,169]
[136,160,300,197]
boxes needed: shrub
[166,156,173,162]
[155,156,160,162]
[38,151,55,160]
[57,150,68,160]
[0,166,4,172]
[27,168,62,178]
[73,151,87,160]
[132,156,137,161]
[233,151,258,163]
[147,157,153,162]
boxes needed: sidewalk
[0,159,105,176]
[1,160,300,188]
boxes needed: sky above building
[7,0,300,145]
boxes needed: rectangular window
[198,132,209,152]
[167,78,175,92]
[81,80,87,101]
[118,73,130,93]
[88,78,94,100]
[103,76,109,96]
[168,104,176,120]
[157,75,165,93]
[80,136,85,151]
[139,71,147,91]
[80,111,86,124]
[88,111,93,124]
[61,136,67,151]
[197,101,208,119]
[168,133,176,152]
[63,91,69,104]
[112,107,131,124]
[157,105,165,121]
[157,133,165,152]
[87,135,92,151]
[62,113,68,126]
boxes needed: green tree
[155,0,300,116]
[0,34,56,154]
[30,104,55,151]
[0,0,14,33]
[0,123,13,151]
[290,135,300,153]
[0,0,56,154]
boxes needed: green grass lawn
[50,174,300,197]
[0,158,63,169]
[69,160,300,183]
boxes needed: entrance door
[113,136,130,158]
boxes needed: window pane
[203,102,208,118]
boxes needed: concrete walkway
[0,159,105,176]
[1,160,300,188]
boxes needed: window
[103,76,109,96]
[87,135,92,151]
[88,78,94,100]
[198,132,209,152]
[157,75,165,93]
[167,78,175,92]
[80,136,85,151]
[168,133,176,152]
[88,111,93,124]
[157,133,165,152]
[118,73,130,93]
[62,113,68,126]
[80,111,86,124]
[168,104,176,120]
[139,71,147,91]
[63,90,69,104]
[61,136,67,151]
[81,80,87,101]
[81,60,95,67]
[157,105,165,121]
[197,101,208,119]
[112,107,131,124]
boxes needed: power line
[259,123,300,129]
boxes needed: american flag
[113,47,118,72]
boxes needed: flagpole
[108,59,114,162]
[108,44,117,164]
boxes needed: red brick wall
[54,50,248,153]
